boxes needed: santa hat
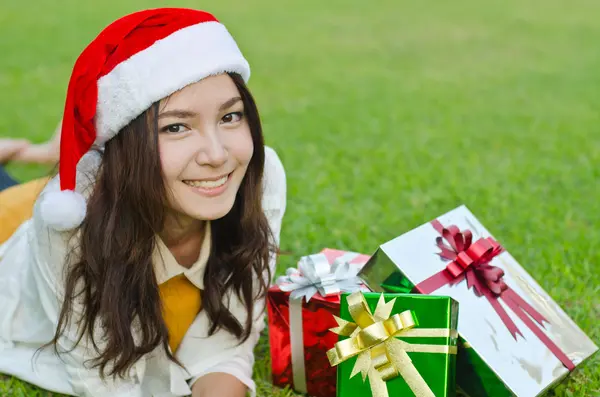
[40,8,250,231]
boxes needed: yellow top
[0,178,206,353]
[159,274,202,352]
[0,177,48,243]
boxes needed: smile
[183,173,232,196]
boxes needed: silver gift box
[359,205,598,397]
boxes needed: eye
[221,111,244,124]
[160,124,189,134]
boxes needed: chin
[185,201,236,221]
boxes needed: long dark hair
[48,73,274,379]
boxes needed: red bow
[434,223,506,296]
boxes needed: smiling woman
[0,8,286,397]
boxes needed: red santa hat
[40,8,251,231]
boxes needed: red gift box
[267,248,371,397]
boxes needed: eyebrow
[158,97,243,120]
[158,109,197,119]
[219,96,242,111]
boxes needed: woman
[0,7,286,397]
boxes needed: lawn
[1,0,599,395]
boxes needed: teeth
[185,175,228,189]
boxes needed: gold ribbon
[327,292,457,397]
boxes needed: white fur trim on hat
[95,21,250,146]
[40,190,87,231]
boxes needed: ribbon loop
[371,344,390,369]
[358,322,390,349]
[377,363,399,382]
[277,253,365,301]
[434,223,506,297]
[348,292,377,329]
[383,311,416,335]
[334,337,363,362]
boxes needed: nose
[195,130,228,167]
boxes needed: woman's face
[158,74,254,223]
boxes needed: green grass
[1,0,599,395]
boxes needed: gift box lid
[359,205,598,397]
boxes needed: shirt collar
[153,222,211,289]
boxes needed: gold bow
[327,292,457,397]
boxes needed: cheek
[230,125,254,166]
[158,139,189,182]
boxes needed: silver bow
[276,253,365,302]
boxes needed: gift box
[358,205,599,396]
[328,291,458,397]
[267,248,371,397]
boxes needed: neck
[160,212,206,262]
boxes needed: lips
[183,173,230,189]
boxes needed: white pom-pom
[40,190,87,231]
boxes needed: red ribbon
[415,219,575,371]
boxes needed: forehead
[160,73,239,111]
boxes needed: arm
[12,118,61,164]
[191,373,248,397]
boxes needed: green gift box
[328,292,458,397]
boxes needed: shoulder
[29,151,102,280]
[262,146,286,213]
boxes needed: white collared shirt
[153,222,212,289]
[0,146,286,397]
